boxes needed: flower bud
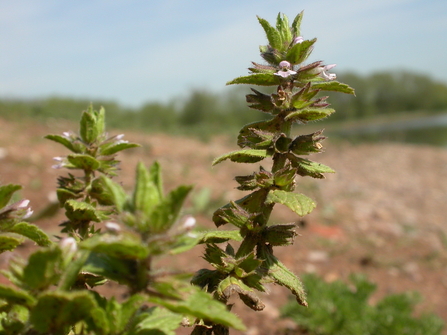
[293,36,304,44]
[60,237,77,254]
[105,222,121,234]
[182,215,196,230]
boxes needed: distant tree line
[1,71,447,136]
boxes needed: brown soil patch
[1,117,447,334]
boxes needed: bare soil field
[1,117,447,334]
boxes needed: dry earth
[1,117,447,334]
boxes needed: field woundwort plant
[0,12,354,334]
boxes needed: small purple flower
[16,199,33,219]
[274,60,297,78]
[319,64,337,81]
[293,36,304,44]
[105,222,121,233]
[182,215,196,230]
[60,237,77,254]
[52,156,66,169]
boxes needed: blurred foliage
[1,71,447,138]
[281,273,444,335]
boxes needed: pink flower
[293,36,304,44]
[274,60,297,78]
[319,64,337,81]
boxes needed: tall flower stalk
[192,11,354,334]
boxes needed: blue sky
[1,0,446,107]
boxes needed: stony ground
[1,117,447,334]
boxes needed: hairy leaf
[0,184,22,209]
[259,246,307,306]
[98,176,127,212]
[286,38,316,65]
[0,234,24,253]
[30,291,106,334]
[276,13,292,45]
[285,108,335,122]
[100,142,139,156]
[257,16,282,50]
[9,222,52,247]
[212,149,269,166]
[135,306,183,335]
[64,199,104,223]
[133,162,162,215]
[293,158,335,179]
[0,284,35,307]
[291,11,304,36]
[199,230,243,243]
[266,190,315,216]
[67,154,101,171]
[44,134,77,153]
[312,81,356,95]
[22,247,63,291]
[227,73,281,86]
[149,286,245,331]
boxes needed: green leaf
[109,295,147,333]
[293,158,335,179]
[100,142,140,156]
[58,250,91,291]
[285,108,335,122]
[64,199,105,223]
[1,304,29,333]
[312,81,356,95]
[44,134,77,153]
[56,188,80,206]
[199,230,243,244]
[0,234,24,253]
[266,190,315,216]
[9,222,52,247]
[259,247,307,306]
[98,176,127,212]
[149,286,245,331]
[0,184,22,209]
[291,11,304,36]
[80,105,105,144]
[226,73,281,86]
[0,284,35,307]
[133,162,162,215]
[81,234,150,260]
[135,306,183,335]
[216,276,265,311]
[276,13,292,45]
[286,38,316,65]
[22,247,62,291]
[169,233,202,255]
[67,154,101,171]
[212,149,269,166]
[257,16,282,50]
[263,224,297,246]
[246,88,275,112]
[82,253,136,285]
[147,185,192,234]
[30,291,104,334]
